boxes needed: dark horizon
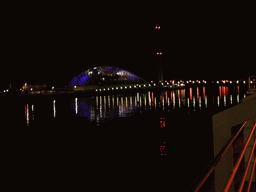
[1,4,254,89]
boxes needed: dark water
[1,85,248,191]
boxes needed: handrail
[223,122,256,191]
[247,155,256,192]
[238,134,256,192]
[187,119,256,192]
[187,121,248,192]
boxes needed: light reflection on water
[24,85,247,126]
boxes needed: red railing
[188,119,256,192]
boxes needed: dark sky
[1,3,255,88]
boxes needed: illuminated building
[69,66,148,87]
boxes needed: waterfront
[1,85,248,191]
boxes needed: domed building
[69,66,148,87]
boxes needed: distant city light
[155,24,160,29]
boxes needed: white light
[198,81,201,84]
[96,89,98,92]
[192,81,195,84]
[75,98,78,114]
[103,88,105,91]
[186,81,189,84]
[94,67,97,69]
[112,88,114,90]
[144,85,146,87]
[125,86,127,89]
[134,86,136,88]
[236,80,239,84]
[52,86,54,90]
[30,88,33,91]
[53,100,56,118]
[107,88,110,90]
[217,81,219,84]
[120,87,123,89]
[154,84,156,86]
[99,89,101,91]
[223,81,226,84]
[129,86,132,88]
[3,90,5,93]
[243,81,246,84]
[74,86,77,88]
[230,81,232,84]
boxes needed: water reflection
[25,104,29,126]
[160,142,166,156]
[24,85,247,126]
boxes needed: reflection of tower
[155,23,163,83]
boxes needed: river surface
[1,85,248,191]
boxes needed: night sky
[1,3,255,89]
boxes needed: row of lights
[151,80,248,85]
[95,84,163,92]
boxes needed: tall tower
[155,23,163,83]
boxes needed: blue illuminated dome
[69,66,148,86]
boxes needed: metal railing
[187,119,256,192]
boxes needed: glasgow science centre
[1,66,152,96]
